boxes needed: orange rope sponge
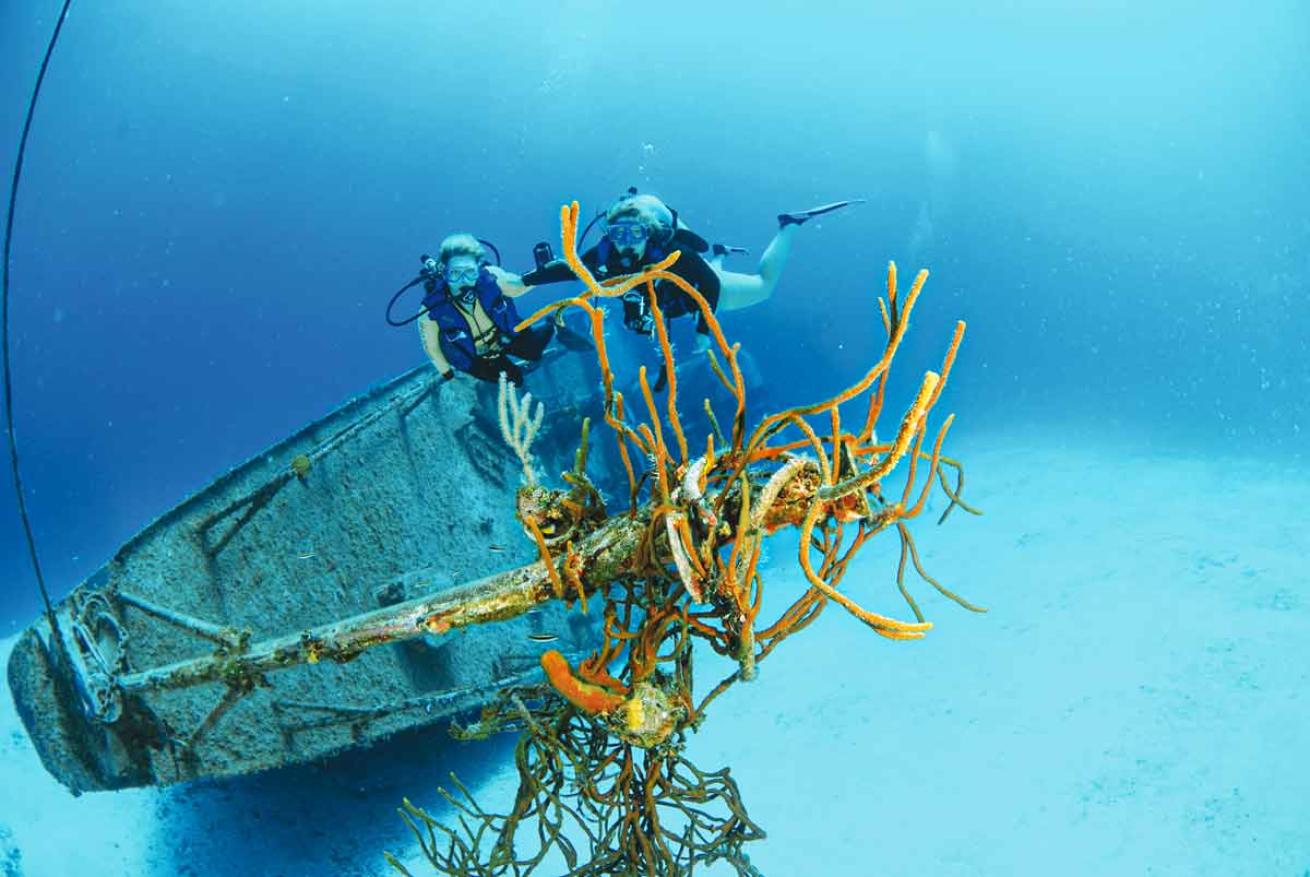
[541,649,627,715]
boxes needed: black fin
[778,198,865,228]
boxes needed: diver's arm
[520,259,576,286]
[519,246,600,286]
[487,265,532,298]
[418,319,455,379]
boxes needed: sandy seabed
[3,431,1307,876]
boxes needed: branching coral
[389,684,764,877]
[390,201,984,876]
[498,372,546,485]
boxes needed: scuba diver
[523,190,860,354]
[413,234,559,386]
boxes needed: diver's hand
[693,333,712,354]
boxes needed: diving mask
[445,266,480,286]
[606,221,651,247]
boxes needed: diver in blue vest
[417,234,555,386]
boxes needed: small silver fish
[526,633,559,643]
[297,552,317,560]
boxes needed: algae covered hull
[7,354,605,793]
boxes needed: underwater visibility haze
[1,1,1308,875]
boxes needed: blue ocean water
[1,2,1308,874]
[4,0,1304,624]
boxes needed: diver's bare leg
[715,225,796,312]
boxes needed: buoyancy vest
[593,238,670,335]
[422,269,521,372]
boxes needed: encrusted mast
[388,202,984,877]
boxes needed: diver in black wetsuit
[524,191,860,353]
[525,193,722,349]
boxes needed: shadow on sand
[153,720,514,877]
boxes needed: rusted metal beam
[116,512,648,694]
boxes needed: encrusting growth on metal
[387,201,986,876]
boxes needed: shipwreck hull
[7,352,606,793]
